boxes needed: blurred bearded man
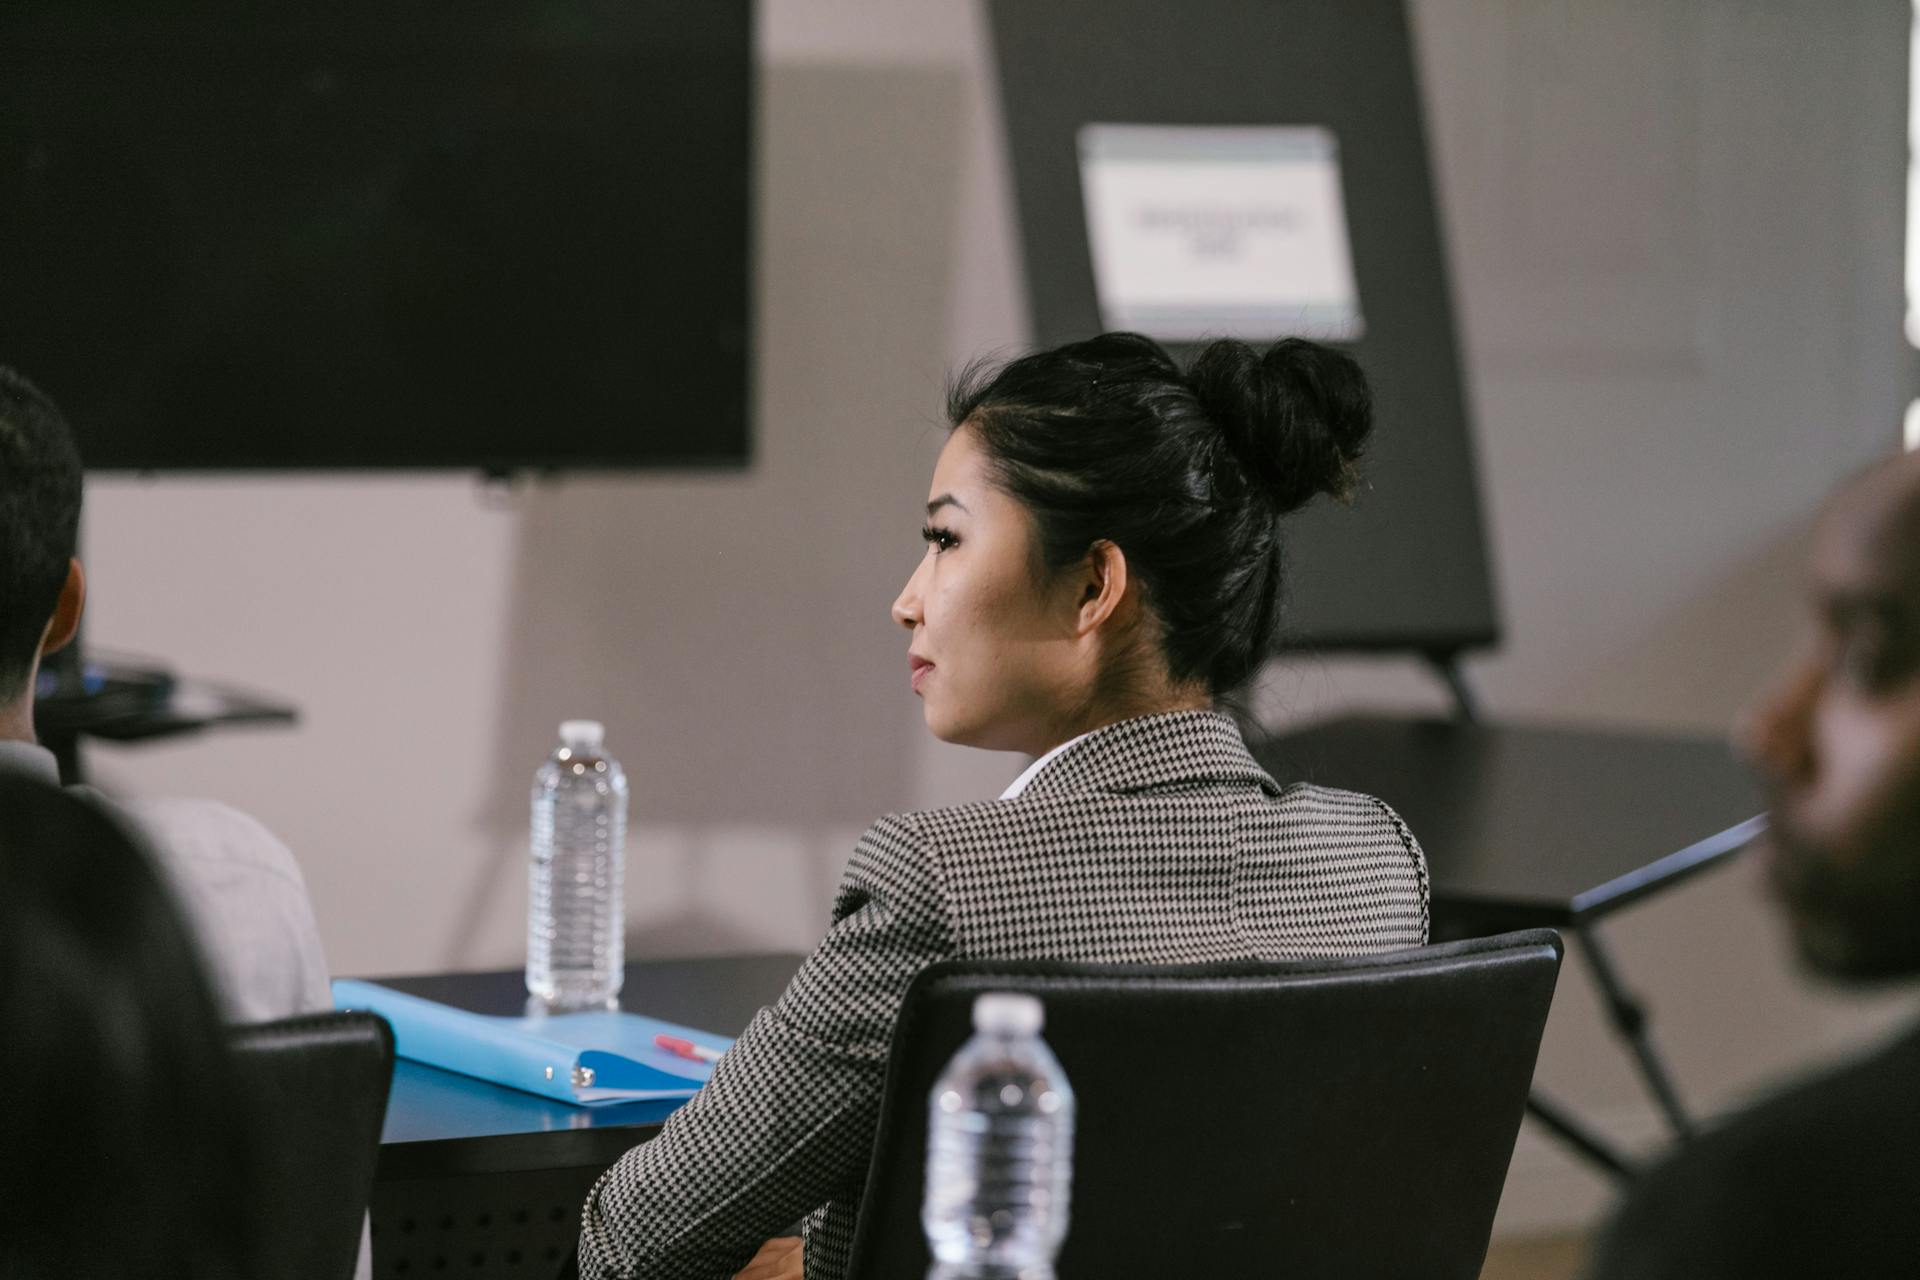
[1588,452,1920,1279]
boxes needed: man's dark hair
[0,367,83,703]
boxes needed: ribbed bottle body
[526,726,626,1009]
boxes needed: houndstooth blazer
[577,710,1430,1280]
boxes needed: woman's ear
[1073,540,1130,637]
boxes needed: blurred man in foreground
[0,365,331,1020]
[1588,451,1920,1278]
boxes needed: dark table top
[37,671,297,744]
[1247,714,1767,932]
[370,953,803,1178]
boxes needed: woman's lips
[909,655,934,693]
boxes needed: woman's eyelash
[921,524,959,551]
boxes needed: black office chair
[231,1010,395,1280]
[843,929,1563,1280]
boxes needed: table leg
[1575,924,1695,1142]
[1524,1089,1637,1182]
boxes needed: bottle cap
[972,992,1043,1037]
[558,720,605,753]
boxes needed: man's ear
[41,559,86,657]
[1073,540,1130,637]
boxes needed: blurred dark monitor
[987,0,1499,657]
[0,0,752,472]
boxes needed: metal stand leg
[1524,1089,1637,1182]
[45,730,84,787]
[1426,650,1482,724]
[1520,924,1698,1182]
[1575,924,1695,1142]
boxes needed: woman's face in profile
[892,426,1084,754]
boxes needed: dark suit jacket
[579,710,1430,1279]
[1588,1019,1920,1280]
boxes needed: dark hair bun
[1187,337,1373,513]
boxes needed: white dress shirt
[0,738,332,1022]
[998,731,1094,800]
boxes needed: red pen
[654,1034,724,1064]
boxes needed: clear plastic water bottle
[526,720,627,1009]
[922,993,1075,1280]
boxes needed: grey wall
[78,0,1918,1234]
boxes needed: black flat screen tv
[0,1,753,471]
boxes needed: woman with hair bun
[579,333,1430,1280]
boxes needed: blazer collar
[1017,710,1281,801]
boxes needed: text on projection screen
[1078,125,1363,342]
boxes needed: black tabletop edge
[1263,710,1742,744]
[361,951,806,991]
[1567,814,1767,923]
[375,1125,662,1181]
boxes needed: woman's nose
[1735,655,1820,787]
[892,560,925,631]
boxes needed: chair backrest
[230,1010,394,1280]
[844,929,1562,1280]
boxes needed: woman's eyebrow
[927,494,969,516]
